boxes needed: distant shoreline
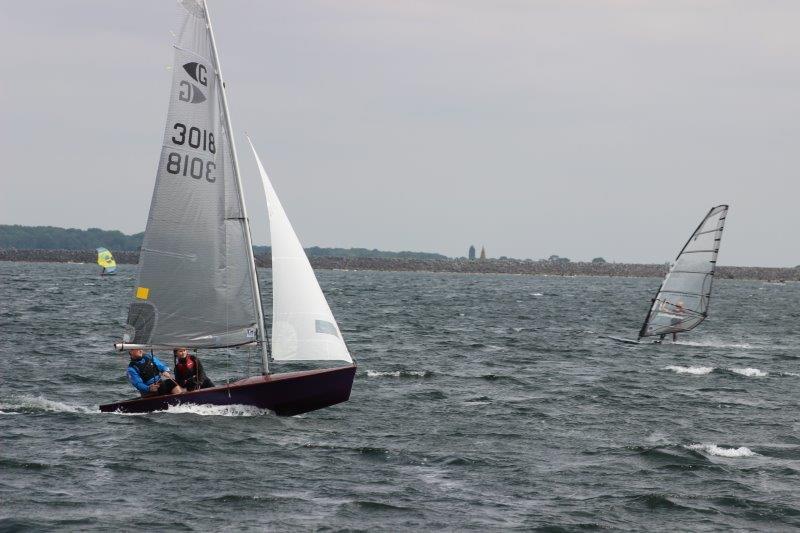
[1,249,797,282]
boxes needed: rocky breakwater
[1,249,798,282]
[0,249,139,264]
[291,257,800,282]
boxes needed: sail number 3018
[172,123,215,153]
[166,122,216,182]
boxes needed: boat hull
[99,365,355,416]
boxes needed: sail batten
[247,137,353,364]
[638,205,729,339]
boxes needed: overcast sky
[1,1,798,266]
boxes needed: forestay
[122,0,259,348]
[247,138,353,363]
[638,205,729,339]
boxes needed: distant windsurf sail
[638,205,729,339]
[96,247,117,275]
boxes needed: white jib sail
[247,137,353,363]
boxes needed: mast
[637,282,665,340]
[203,0,270,375]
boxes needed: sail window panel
[124,302,157,344]
[682,230,717,254]
[660,272,710,299]
[672,254,714,273]
[644,314,704,336]
[654,293,703,314]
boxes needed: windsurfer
[669,300,686,341]
[657,300,686,342]
[126,349,184,396]
[173,348,215,391]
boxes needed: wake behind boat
[600,335,641,345]
[100,0,354,415]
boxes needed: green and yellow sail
[96,247,117,275]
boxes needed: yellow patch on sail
[135,287,150,300]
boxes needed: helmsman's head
[128,349,144,360]
[173,347,189,360]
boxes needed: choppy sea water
[1,261,799,531]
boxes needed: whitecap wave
[463,399,491,405]
[0,395,95,414]
[674,340,752,349]
[367,370,400,378]
[729,368,768,377]
[685,443,757,458]
[161,403,270,417]
[532,293,543,297]
[366,370,428,378]
[664,365,714,375]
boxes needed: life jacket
[175,355,198,385]
[130,355,160,384]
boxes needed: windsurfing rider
[127,349,184,396]
[173,348,215,391]
[658,300,686,342]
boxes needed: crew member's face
[129,349,144,360]
[176,349,188,359]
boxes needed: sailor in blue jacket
[127,349,184,396]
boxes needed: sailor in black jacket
[173,348,215,391]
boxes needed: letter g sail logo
[178,61,208,104]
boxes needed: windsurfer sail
[101,0,355,415]
[638,205,729,341]
[96,247,117,275]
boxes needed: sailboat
[100,0,355,415]
[635,204,730,343]
[604,205,729,344]
[96,247,117,276]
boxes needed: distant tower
[479,246,486,260]
[468,245,476,260]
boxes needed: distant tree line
[0,225,447,260]
[0,225,144,251]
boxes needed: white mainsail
[247,137,353,363]
[638,205,729,339]
[122,0,262,349]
